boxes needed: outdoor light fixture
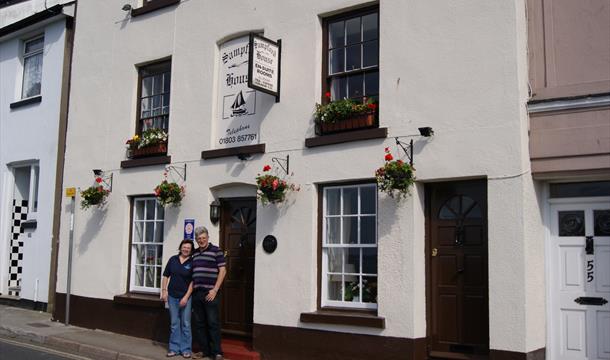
[122,4,132,11]
[237,153,252,161]
[418,127,434,137]
[92,169,103,176]
[209,200,221,225]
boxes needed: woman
[161,239,194,358]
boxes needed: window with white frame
[322,184,378,309]
[21,36,44,99]
[12,164,39,213]
[130,197,164,293]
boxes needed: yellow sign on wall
[65,187,76,197]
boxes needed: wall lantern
[209,200,221,225]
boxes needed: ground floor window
[321,183,378,309]
[130,197,164,293]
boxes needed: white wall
[0,16,67,303]
[56,0,543,352]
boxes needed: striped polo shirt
[192,243,226,290]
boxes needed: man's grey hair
[195,226,208,237]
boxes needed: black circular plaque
[262,235,277,254]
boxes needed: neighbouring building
[526,1,610,359]
[0,0,74,312]
[51,0,607,359]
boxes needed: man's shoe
[214,355,224,360]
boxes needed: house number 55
[587,260,594,283]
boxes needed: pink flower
[272,179,279,190]
[384,147,389,153]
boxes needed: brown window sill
[300,310,385,328]
[131,0,180,17]
[113,293,164,308]
[201,144,266,160]
[121,155,171,168]
[305,127,387,148]
[10,95,42,109]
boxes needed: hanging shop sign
[248,33,281,102]
[216,35,273,149]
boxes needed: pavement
[0,305,172,360]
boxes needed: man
[191,226,226,360]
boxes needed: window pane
[327,274,342,301]
[22,53,42,98]
[155,266,162,288]
[135,201,145,220]
[330,77,347,100]
[146,246,156,264]
[594,210,610,236]
[140,97,151,118]
[156,202,165,219]
[344,277,359,302]
[134,245,145,265]
[558,211,585,237]
[141,77,152,97]
[329,48,345,74]
[347,74,364,99]
[342,217,358,244]
[134,222,144,243]
[362,276,377,303]
[345,17,361,45]
[345,44,361,71]
[163,72,171,93]
[362,248,377,274]
[345,248,360,274]
[326,217,340,244]
[361,216,376,244]
[154,222,164,243]
[152,95,162,116]
[25,37,44,54]
[364,71,379,96]
[135,265,144,286]
[363,40,378,67]
[360,186,376,214]
[145,266,155,287]
[146,200,156,219]
[153,74,163,95]
[327,248,342,273]
[343,188,358,214]
[145,222,154,242]
[326,188,341,215]
[362,13,378,41]
[156,245,163,265]
[162,94,170,115]
[329,20,345,48]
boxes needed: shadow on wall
[78,207,108,254]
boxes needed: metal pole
[65,195,75,326]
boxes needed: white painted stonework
[55,0,546,355]
[0,1,72,304]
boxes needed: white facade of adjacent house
[54,0,555,359]
[0,0,74,308]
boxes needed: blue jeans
[168,295,192,354]
[192,289,222,356]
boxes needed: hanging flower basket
[154,180,184,207]
[126,128,168,158]
[255,165,299,205]
[375,148,415,200]
[80,180,110,210]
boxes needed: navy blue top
[162,255,192,298]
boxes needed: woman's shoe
[167,352,178,357]
[182,353,192,358]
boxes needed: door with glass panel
[548,200,610,360]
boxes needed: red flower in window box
[314,98,378,135]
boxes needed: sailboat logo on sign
[223,90,256,119]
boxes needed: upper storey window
[21,36,44,99]
[137,61,171,134]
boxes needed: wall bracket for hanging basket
[272,155,289,175]
[395,138,414,166]
[166,164,187,181]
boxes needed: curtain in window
[22,53,43,98]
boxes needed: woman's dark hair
[178,239,194,255]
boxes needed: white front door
[549,199,610,360]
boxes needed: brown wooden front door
[219,198,256,337]
[426,180,489,358]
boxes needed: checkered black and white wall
[7,199,27,297]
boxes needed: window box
[317,111,376,135]
[131,0,180,17]
[129,142,167,159]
